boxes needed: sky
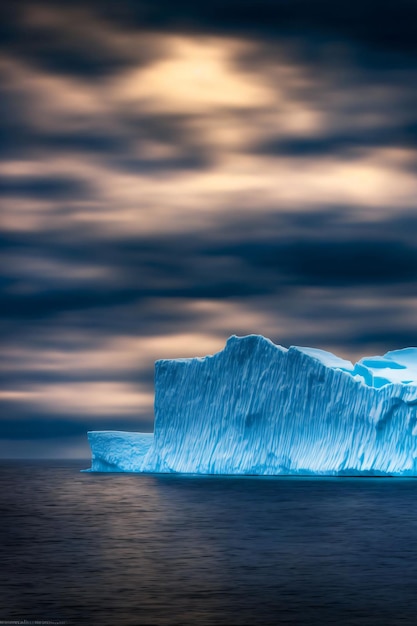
[2,0,417,459]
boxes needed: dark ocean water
[1,463,417,626]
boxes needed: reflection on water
[1,462,417,625]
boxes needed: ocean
[1,461,417,625]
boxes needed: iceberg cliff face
[87,335,417,475]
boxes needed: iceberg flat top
[157,335,417,389]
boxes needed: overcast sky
[2,0,417,458]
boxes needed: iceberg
[86,335,417,475]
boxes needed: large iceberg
[86,335,417,475]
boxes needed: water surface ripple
[1,462,417,625]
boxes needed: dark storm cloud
[4,207,417,377]
[0,175,91,200]
[3,210,417,324]
[254,123,417,159]
[0,365,154,388]
[0,1,165,80]
[0,121,125,159]
[233,239,417,286]
[0,76,212,170]
[3,0,417,81]
[81,0,417,59]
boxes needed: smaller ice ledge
[85,431,153,472]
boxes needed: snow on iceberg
[86,335,417,475]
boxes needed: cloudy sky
[2,0,417,458]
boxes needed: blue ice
[86,335,417,475]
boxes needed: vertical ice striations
[86,335,417,475]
